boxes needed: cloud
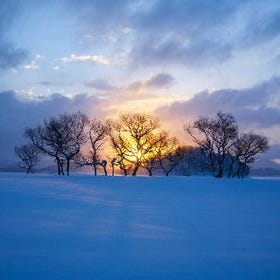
[1,75,279,170]
[66,0,240,67]
[21,54,41,70]
[0,91,111,168]
[155,76,280,135]
[146,73,175,88]
[36,81,53,86]
[154,76,280,169]
[85,79,119,91]
[60,54,110,65]
[0,1,28,70]
[126,73,175,94]
[122,26,134,34]
[0,42,27,70]
[87,0,279,68]
[0,71,170,169]
[66,0,131,32]
[131,36,233,68]
[2,0,280,73]
[240,5,280,47]
[85,73,175,96]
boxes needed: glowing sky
[0,0,280,169]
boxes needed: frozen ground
[0,173,280,280]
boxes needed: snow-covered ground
[0,173,280,280]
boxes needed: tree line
[15,111,269,178]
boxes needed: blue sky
[0,0,280,168]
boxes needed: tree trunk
[132,165,139,176]
[103,165,107,176]
[215,168,223,178]
[60,161,64,176]
[166,164,176,176]
[147,168,152,176]
[227,156,239,178]
[93,164,97,176]
[27,166,32,174]
[66,158,70,176]
[166,170,170,176]
[241,162,247,179]
[119,164,128,176]
[56,157,61,175]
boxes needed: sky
[0,0,280,170]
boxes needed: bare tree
[142,131,170,176]
[107,113,166,176]
[141,133,183,176]
[25,112,89,176]
[106,120,131,176]
[15,144,40,174]
[58,112,89,175]
[159,145,185,176]
[111,158,117,176]
[228,132,269,178]
[185,111,238,178]
[25,124,64,175]
[75,120,109,176]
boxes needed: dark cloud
[1,75,279,170]
[74,0,240,67]
[132,0,241,35]
[156,76,280,130]
[37,81,53,86]
[242,8,280,47]
[253,144,280,170]
[85,73,175,96]
[126,81,143,92]
[0,0,27,70]
[31,80,74,87]
[155,77,280,169]
[0,43,27,70]
[2,0,280,70]
[0,72,175,169]
[131,37,233,67]
[126,1,279,67]
[0,91,109,168]
[85,79,119,91]
[146,73,175,88]
[123,73,175,96]
[127,1,240,67]
[66,0,130,33]
[0,0,20,30]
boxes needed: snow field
[0,173,280,279]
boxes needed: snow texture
[0,173,280,279]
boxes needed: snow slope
[0,173,280,279]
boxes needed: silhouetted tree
[142,134,183,176]
[75,120,109,176]
[15,144,41,174]
[159,145,185,176]
[228,132,269,178]
[107,113,166,176]
[25,112,89,176]
[25,123,64,175]
[106,120,131,176]
[185,111,238,178]
[142,131,171,176]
